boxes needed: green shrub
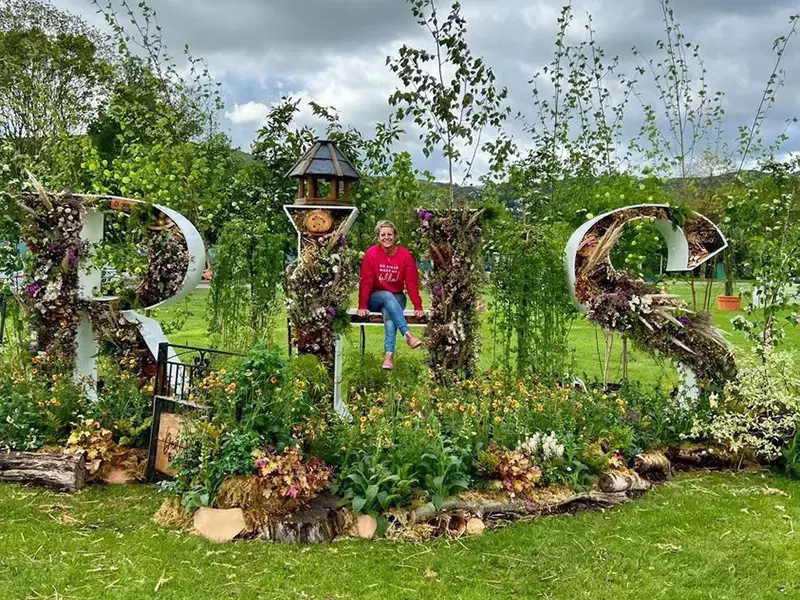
[0,364,87,450]
[690,351,800,461]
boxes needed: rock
[355,514,378,539]
[193,507,246,543]
[466,517,486,535]
[102,467,134,484]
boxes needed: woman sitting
[357,221,424,370]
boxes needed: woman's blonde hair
[375,220,398,236]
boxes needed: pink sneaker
[382,353,394,370]
[405,332,422,349]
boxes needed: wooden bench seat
[347,308,427,355]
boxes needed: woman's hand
[414,309,425,319]
[356,308,369,317]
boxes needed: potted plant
[716,253,741,312]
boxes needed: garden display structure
[565,204,735,399]
[283,139,360,418]
[2,181,766,547]
[17,182,205,392]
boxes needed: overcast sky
[51,0,800,180]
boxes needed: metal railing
[145,341,244,482]
[0,293,7,347]
[153,341,243,401]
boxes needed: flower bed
[140,342,788,542]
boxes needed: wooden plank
[347,308,427,326]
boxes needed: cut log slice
[0,451,87,492]
[632,451,671,480]
[598,468,652,493]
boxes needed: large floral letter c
[565,204,735,399]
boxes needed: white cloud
[49,0,800,177]
[225,101,270,125]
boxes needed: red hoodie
[358,244,423,311]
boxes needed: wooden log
[665,444,742,470]
[0,451,87,492]
[257,494,345,544]
[598,469,652,493]
[408,491,630,524]
[632,451,671,479]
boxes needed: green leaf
[352,496,367,514]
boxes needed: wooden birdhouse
[286,139,360,205]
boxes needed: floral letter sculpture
[565,204,735,400]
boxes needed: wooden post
[308,177,317,201]
[145,396,165,482]
[332,334,350,420]
[329,177,338,201]
[622,336,628,381]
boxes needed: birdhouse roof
[286,140,360,180]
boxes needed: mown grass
[0,471,798,599]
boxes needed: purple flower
[338,235,347,247]
[66,248,79,266]
[417,209,433,222]
[25,282,41,296]
[678,316,692,326]
[326,306,336,317]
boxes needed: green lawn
[155,279,800,385]
[0,470,798,599]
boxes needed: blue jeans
[367,291,408,353]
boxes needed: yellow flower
[359,416,367,423]
[536,404,544,413]
[403,420,411,429]
[493,416,501,423]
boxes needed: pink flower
[287,485,300,498]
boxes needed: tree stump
[257,494,345,544]
[0,451,87,492]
